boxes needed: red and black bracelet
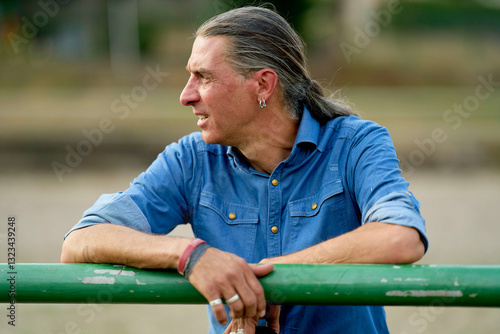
[177,238,209,278]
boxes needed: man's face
[180,36,259,147]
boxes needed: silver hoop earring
[259,97,266,109]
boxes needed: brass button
[271,226,279,234]
[228,212,236,220]
[271,179,279,186]
[311,203,318,210]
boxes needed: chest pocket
[287,179,348,250]
[289,179,344,216]
[197,191,259,259]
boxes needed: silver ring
[229,330,244,334]
[226,293,240,304]
[209,298,222,307]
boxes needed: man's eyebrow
[186,66,213,76]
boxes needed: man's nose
[180,76,199,106]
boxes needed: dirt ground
[1,166,499,333]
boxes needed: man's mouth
[197,114,209,127]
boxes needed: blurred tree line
[1,0,499,172]
[1,0,499,86]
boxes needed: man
[61,6,428,334]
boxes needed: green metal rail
[1,263,499,306]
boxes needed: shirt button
[228,212,236,220]
[311,203,318,210]
[271,179,279,186]
[271,226,279,234]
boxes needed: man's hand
[188,247,274,325]
[223,304,280,334]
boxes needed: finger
[250,263,274,277]
[229,277,257,318]
[241,268,267,318]
[244,323,257,334]
[269,320,280,334]
[266,305,281,333]
[213,265,247,318]
[225,258,261,318]
[189,249,262,321]
[212,304,228,326]
[224,317,250,334]
[224,291,245,319]
[188,248,231,324]
[249,263,274,317]
[225,292,245,319]
[207,296,228,326]
[223,321,236,334]
[229,316,259,334]
[222,319,237,334]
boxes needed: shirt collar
[294,105,320,150]
[227,146,252,174]
[227,105,321,170]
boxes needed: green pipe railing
[1,263,500,306]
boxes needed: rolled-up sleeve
[345,120,428,252]
[65,133,200,239]
[363,192,428,251]
[65,192,151,238]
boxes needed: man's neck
[238,108,299,175]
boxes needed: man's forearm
[60,223,191,269]
[262,222,425,265]
[61,223,272,326]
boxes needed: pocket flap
[289,179,343,217]
[200,192,259,225]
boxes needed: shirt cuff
[64,215,109,239]
[363,192,429,252]
[64,192,151,239]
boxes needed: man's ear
[253,68,279,102]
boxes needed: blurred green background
[1,0,500,333]
[1,0,500,171]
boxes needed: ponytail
[302,79,354,123]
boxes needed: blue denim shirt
[68,107,427,334]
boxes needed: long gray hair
[196,6,354,122]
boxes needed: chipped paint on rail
[94,269,135,276]
[82,276,116,285]
[404,278,428,282]
[386,290,463,298]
